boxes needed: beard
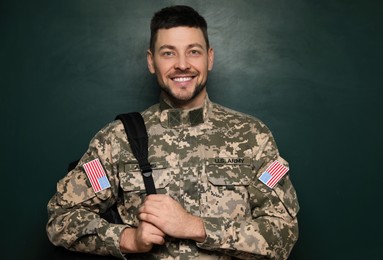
[160,79,207,107]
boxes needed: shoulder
[209,101,270,134]
[99,103,160,134]
[210,102,257,120]
[142,103,160,120]
[88,118,128,145]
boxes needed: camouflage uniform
[47,96,299,259]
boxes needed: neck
[161,89,206,110]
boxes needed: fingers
[120,227,156,253]
[138,221,165,246]
[150,232,166,246]
[140,220,165,237]
[135,195,205,242]
[139,194,175,212]
[123,221,165,253]
[138,194,170,218]
[138,212,162,229]
[138,195,175,224]
[138,195,191,238]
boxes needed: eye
[161,51,175,57]
[189,49,201,56]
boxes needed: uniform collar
[159,96,210,128]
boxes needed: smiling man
[47,5,299,259]
[147,26,214,109]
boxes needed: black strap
[115,112,156,195]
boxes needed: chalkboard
[1,0,382,259]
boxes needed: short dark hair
[150,5,210,52]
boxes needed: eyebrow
[158,45,176,51]
[158,43,205,51]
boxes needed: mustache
[169,71,198,78]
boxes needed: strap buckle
[140,163,152,177]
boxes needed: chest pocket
[118,161,170,226]
[202,159,252,220]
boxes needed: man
[47,5,299,259]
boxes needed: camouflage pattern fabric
[46,96,299,259]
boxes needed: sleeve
[46,122,128,259]
[197,121,300,259]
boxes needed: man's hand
[119,221,165,253]
[138,194,206,242]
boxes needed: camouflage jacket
[47,96,299,259]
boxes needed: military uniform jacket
[47,96,299,259]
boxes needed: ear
[147,49,156,74]
[208,47,214,71]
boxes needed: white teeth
[173,77,192,82]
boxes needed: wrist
[188,216,206,243]
[119,228,137,253]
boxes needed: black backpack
[68,112,156,223]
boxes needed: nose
[174,54,190,71]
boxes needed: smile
[172,77,193,82]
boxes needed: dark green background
[1,0,382,259]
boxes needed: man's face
[147,27,214,109]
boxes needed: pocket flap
[119,161,170,192]
[206,160,252,186]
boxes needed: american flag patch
[83,159,111,193]
[258,160,289,188]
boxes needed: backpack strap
[115,112,157,195]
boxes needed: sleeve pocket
[57,169,112,208]
[252,156,299,218]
